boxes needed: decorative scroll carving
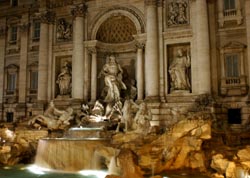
[39,11,56,24]
[167,0,189,26]
[56,18,72,41]
[71,4,88,18]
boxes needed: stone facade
[0,0,249,130]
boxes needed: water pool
[0,165,210,178]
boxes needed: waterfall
[35,137,109,172]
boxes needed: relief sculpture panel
[167,0,189,27]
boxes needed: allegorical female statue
[169,48,191,92]
[56,61,72,96]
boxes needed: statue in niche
[56,18,72,41]
[169,48,191,92]
[56,60,72,96]
[98,55,127,103]
[168,1,188,26]
[28,101,74,130]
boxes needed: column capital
[38,11,56,24]
[71,4,88,18]
[135,42,145,49]
[145,0,157,6]
[87,47,97,54]
[19,23,30,33]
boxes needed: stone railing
[4,89,18,103]
[224,9,237,17]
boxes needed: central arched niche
[92,7,145,101]
[96,15,137,43]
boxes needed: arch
[90,6,145,41]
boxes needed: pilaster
[37,10,55,102]
[145,0,160,101]
[18,14,29,103]
[196,0,211,94]
[0,18,6,120]
[71,3,87,100]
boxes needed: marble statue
[169,48,191,92]
[121,99,139,132]
[98,55,127,103]
[91,100,105,116]
[56,61,72,96]
[56,18,72,40]
[132,102,151,133]
[28,101,74,130]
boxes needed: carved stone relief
[167,0,189,26]
[168,44,191,93]
[56,18,72,41]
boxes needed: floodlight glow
[78,170,108,178]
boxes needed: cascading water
[34,127,110,172]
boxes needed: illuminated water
[0,164,210,178]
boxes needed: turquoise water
[0,164,210,178]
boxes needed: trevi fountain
[0,55,249,178]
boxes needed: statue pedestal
[170,90,190,94]
[56,95,71,100]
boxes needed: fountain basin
[65,126,111,138]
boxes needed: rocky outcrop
[0,127,48,165]
[210,146,250,178]
[109,112,212,176]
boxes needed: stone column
[217,0,224,27]
[90,48,97,102]
[136,43,144,101]
[37,11,55,102]
[71,4,87,100]
[0,19,6,120]
[47,23,54,101]
[145,0,159,100]
[196,0,211,94]
[245,0,250,87]
[18,14,29,103]
[220,50,225,78]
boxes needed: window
[228,109,241,124]
[11,0,18,7]
[224,0,235,10]
[33,21,40,40]
[10,26,17,42]
[225,54,239,77]
[30,71,38,93]
[7,73,16,94]
[6,112,14,122]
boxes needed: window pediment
[222,41,246,50]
